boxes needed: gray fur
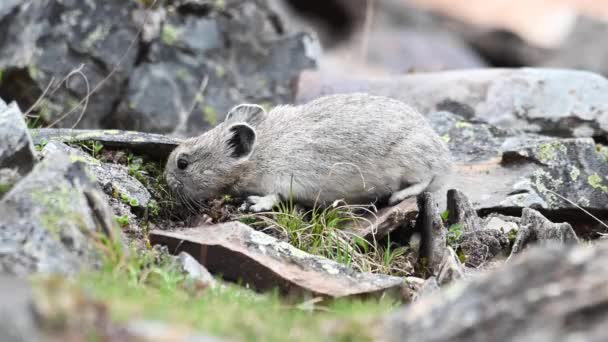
[165,93,452,210]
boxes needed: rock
[41,141,152,215]
[342,197,417,242]
[0,275,41,342]
[112,1,318,136]
[435,247,465,286]
[0,151,117,276]
[149,222,404,299]
[0,0,317,135]
[176,251,216,288]
[458,229,510,268]
[501,136,608,211]
[0,0,140,128]
[383,241,608,342]
[0,168,21,199]
[415,192,446,276]
[446,189,483,232]
[30,128,182,160]
[483,214,519,233]
[427,111,608,218]
[510,208,579,257]
[411,276,440,302]
[296,68,608,137]
[0,99,36,174]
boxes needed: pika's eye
[177,158,189,170]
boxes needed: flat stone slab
[30,129,182,159]
[149,223,405,298]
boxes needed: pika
[165,93,452,212]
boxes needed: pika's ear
[227,123,256,159]
[225,104,266,125]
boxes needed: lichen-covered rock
[41,141,152,214]
[0,99,36,174]
[0,0,140,128]
[430,111,608,217]
[150,222,405,298]
[501,136,608,211]
[383,241,608,342]
[0,0,317,135]
[297,68,608,137]
[0,151,117,276]
[112,1,318,136]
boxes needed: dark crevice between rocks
[0,68,41,117]
[282,0,357,43]
[176,3,213,17]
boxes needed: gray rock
[112,1,318,136]
[297,68,608,137]
[0,0,139,128]
[176,251,216,288]
[415,192,446,277]
[150,222,405,299]
[436,247,465,286]
[30,128,182,160]
[458,229,510,268]
[0,100,36,174]
[0,168,21,199]
[0,275,41,342]
[510,208,579,257]
[0,0,317,135]
[501,136,608,211]
[429,111,608,217]
[384,241,608,342]
[0,151,116,276]
[41,141,152,214]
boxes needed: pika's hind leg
[388,178,433,205]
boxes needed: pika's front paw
[246,194,279,212]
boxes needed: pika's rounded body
[166,93,452,211]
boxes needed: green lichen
[83,25,108,49]
[455,121,472,129]
[32,185,88,241]
[176,68,190,82]
[537,141,567,164]
[570,166,580,182]
[27,64,40,80]
[203,106,218,126]
[597,144,608,162]
[161,24,182,46]
[215,65,226,78]
[69,154,100,166]
[214,0,226,10]
[588,173,608,193]
[0,69,4,84]
[441,134,450,143]
[0,182,12,195]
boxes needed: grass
[243,193,414,276]
[31,235,398,341]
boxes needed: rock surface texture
[0,151,116,275]
[0,0,317,136]
[383,241,608,342]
